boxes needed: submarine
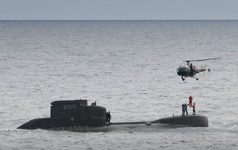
[18,99,208,130]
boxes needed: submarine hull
[17,100,208,130]
[18,117,106,129]
[153,114,208,127]
[18,115,208,129]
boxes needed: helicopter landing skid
[193,76,199,80]
[181,76,198,81]
[181,77,186,81]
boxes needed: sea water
[0,20,238,149]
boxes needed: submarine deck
[108,114,208,127]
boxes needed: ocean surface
[0,20,238,150]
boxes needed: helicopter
[176,57,221,81]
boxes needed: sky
[0,0,238,20]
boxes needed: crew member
[182,104,185,116]
[193,103,196,115]
[189,95,193,107]
[194,67,198,72]
[106,111,111,123]
[184,103,188,115]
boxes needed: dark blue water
[0,20,238,150]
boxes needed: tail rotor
[201,65,206,75]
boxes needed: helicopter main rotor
[183,57,221,65]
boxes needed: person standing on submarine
[182,104,185,116]
[184,103,189,115]
[106,111,111,123]
[193,103,196,115]
[189,95,193,107]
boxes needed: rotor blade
[184,57,221,62]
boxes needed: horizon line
[0,19,238,21]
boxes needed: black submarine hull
[18,114,208,129]
[17,100,208,130]
[109,114,208,127]
[18,117,106,129]
[152,114,208,127]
